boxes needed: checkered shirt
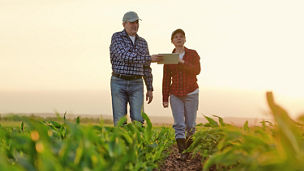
[162,47,201,102]
[110,29,153,91]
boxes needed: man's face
[123,20,139,36]
[171,33,186,47]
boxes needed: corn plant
[0,113,174,171]
[189,92,304,171]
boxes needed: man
[110,11,161,125]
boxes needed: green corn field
[0,92,304,171]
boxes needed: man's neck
[125,30,136,36]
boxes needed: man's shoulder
[112,30,124,37]
[137,35,147,44]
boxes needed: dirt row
[157,145,203,171]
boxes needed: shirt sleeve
[143,46,153,91]
[162,64,171,102]
[110,33,151,64]
[143,65,153,91]
[181,50,201,75]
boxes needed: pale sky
[1,0,304,119]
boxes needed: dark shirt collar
[122,29,139,39]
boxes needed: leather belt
[112,72,142,80]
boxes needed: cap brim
[127,18,142,22]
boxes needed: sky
[1,0,304,119]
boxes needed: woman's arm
[181,50,201,75]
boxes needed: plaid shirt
[162,47,201,102]
[110,29,153,91]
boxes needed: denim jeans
[110,76,144,125]
[170,93,199,139]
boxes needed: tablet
[157,53,179,64]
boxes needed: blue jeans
[170,93,199,139]
[110,76,144,125]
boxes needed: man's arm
[162,64,171,105]
[143,64,153,104]
[143,64,153,92]
[110,33,151,64]
[143,45,154,104]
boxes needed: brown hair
[171,29,185,41]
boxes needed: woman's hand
[163,102,169,108]
[178,58,184,64]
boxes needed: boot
[185,136,193,149]
[184,136,193,159]
[176,138,187,160]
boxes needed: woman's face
[171,33,186,47]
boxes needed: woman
[162,29,201,160]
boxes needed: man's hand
[146,90,153,104]
[163,102,169,108]
[151,55,163,62]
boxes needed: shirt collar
[122,29,139,39]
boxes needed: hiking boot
[185,136,193,149]
[176,138,187,160]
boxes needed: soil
[157,145,203,171]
